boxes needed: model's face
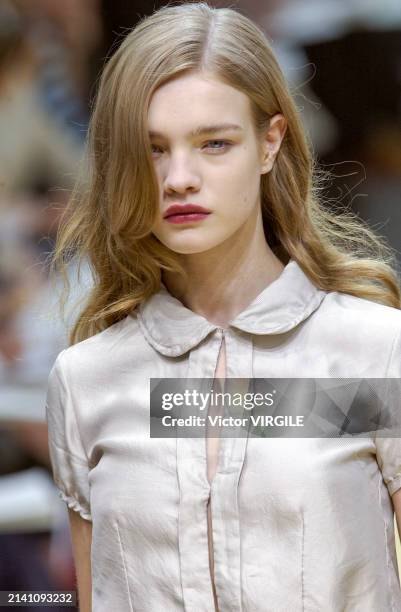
[147,71,273,255]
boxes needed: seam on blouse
[233,432,248,612]
[301,511,305,611]
[115,520,134,612]
[384,324,401,379]
[57,351,90,464]
[382,324,401,427]
[377,469,395,611]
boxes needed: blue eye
[204,140,231,151]
[150,140,232,156]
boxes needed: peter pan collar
[136,259,327,357]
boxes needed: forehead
[147,72,253,135]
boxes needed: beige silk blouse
[46,259,401,611]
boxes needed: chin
[159,234,226,255]
[166,243,214,255]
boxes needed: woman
[46,2,401,611]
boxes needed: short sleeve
[46,351,92,521]
[375,437,401,496]
[375,342,401,497]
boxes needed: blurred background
[0,0,400,608]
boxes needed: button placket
[209,329,253,612]
[176,330,225,611]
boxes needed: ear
[260,113,287,174]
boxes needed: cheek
[223,163,261,218]
[227,146,261,186]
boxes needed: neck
[162,205,285,327]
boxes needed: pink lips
[163,203,212,223]
[165,212,210,224]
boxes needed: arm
[393,489,401,539]
[68,508,93,612]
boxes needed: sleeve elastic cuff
[387,473,401,497]
[58,489,92,521]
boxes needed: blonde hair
[51,1,401,345]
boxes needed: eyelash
[151,140,232,155]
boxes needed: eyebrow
[148,123,244,139]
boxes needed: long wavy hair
[51,1,401,345]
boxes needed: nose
[163,152,201,194]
